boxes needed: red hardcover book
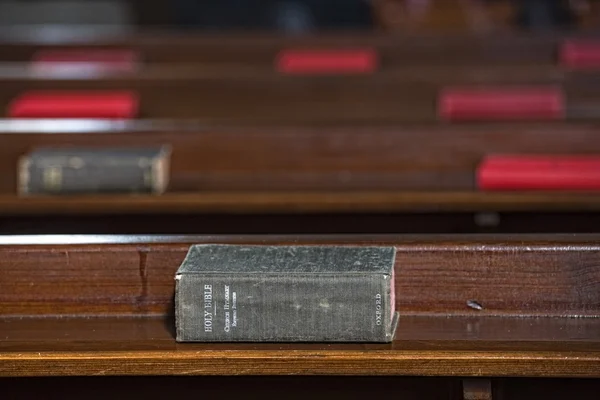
[477,155,600,190]
[8,91,139,119]
[559,40,600,70]
[438,87,565,121]
[276,48,378,75]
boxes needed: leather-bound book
[18,146,170,195]
[175,244,398,342]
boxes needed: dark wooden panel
[0,33,564,65]
[1,234,599,316]
[3,71,600,122]
[1,211,600,237]
[0,375,462,400]
[463,379,493,400]
[5,376,599,400]
[0,123,597,194]
[495,377,600,400]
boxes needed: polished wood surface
[0,23,599,388]
[2,234,598,379]
[0,75,580,123]
[1,233,599,316]
[0,17,598,400]
[4,192,600,214]
[0,33,568,66]
[0,123,599,194]
[1,315,599,377]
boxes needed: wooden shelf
[0,63,565,84]
[2,233,599,316]
[1,315,599,377]
[1,191,600,215]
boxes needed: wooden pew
[0,71,597,123]
[0,31,573,67]
[0,121,597,193]
[1,233,599,400]
[1,27,600,397]
[0,34,598,235]
[0,122,598,234]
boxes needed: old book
[175,244,398,342]
[18,146,170,195]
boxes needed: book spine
[175,272,394,342]
[18,153,168,195]
[477,155,600,190]
[438,87,565,121]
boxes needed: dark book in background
[18,146,170,195]
[175,244,398,343]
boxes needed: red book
[477,155,600,191]
[276,48,378,75]
[8,91,139,119]
[438,87,565,121]
[559,40,600,70]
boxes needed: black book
[175,244,398,342]
[18,146,170,195]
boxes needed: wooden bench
[1,233,599,399]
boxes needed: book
[438,87,564,121]
[8,91,138,119]
[276,48,378,75]
[175,244,398,342]
[18,146,170,195]
[477,154,600,191]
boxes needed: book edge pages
[151,145,171,194]
[174,273,184,342]
[387,312,400,343]
[16,155,31,195]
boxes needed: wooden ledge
[1,315,599,377]
[2,191,600,214]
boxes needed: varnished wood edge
[1,233,600,245]
[1,349,599,377]
[4,192,600,214]
[0,233,600,245]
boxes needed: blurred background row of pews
[0,0,600,237]
[3,0,600,33]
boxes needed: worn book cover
[18,146,170,195]
[175,244,398,343]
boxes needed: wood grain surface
[0,33,566,65]
[2,192,600,214]
[0,315,599,377]
[1,234,599,316]
[3,72,600,122]
[0,123,599,194]
[7,191,600,213]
